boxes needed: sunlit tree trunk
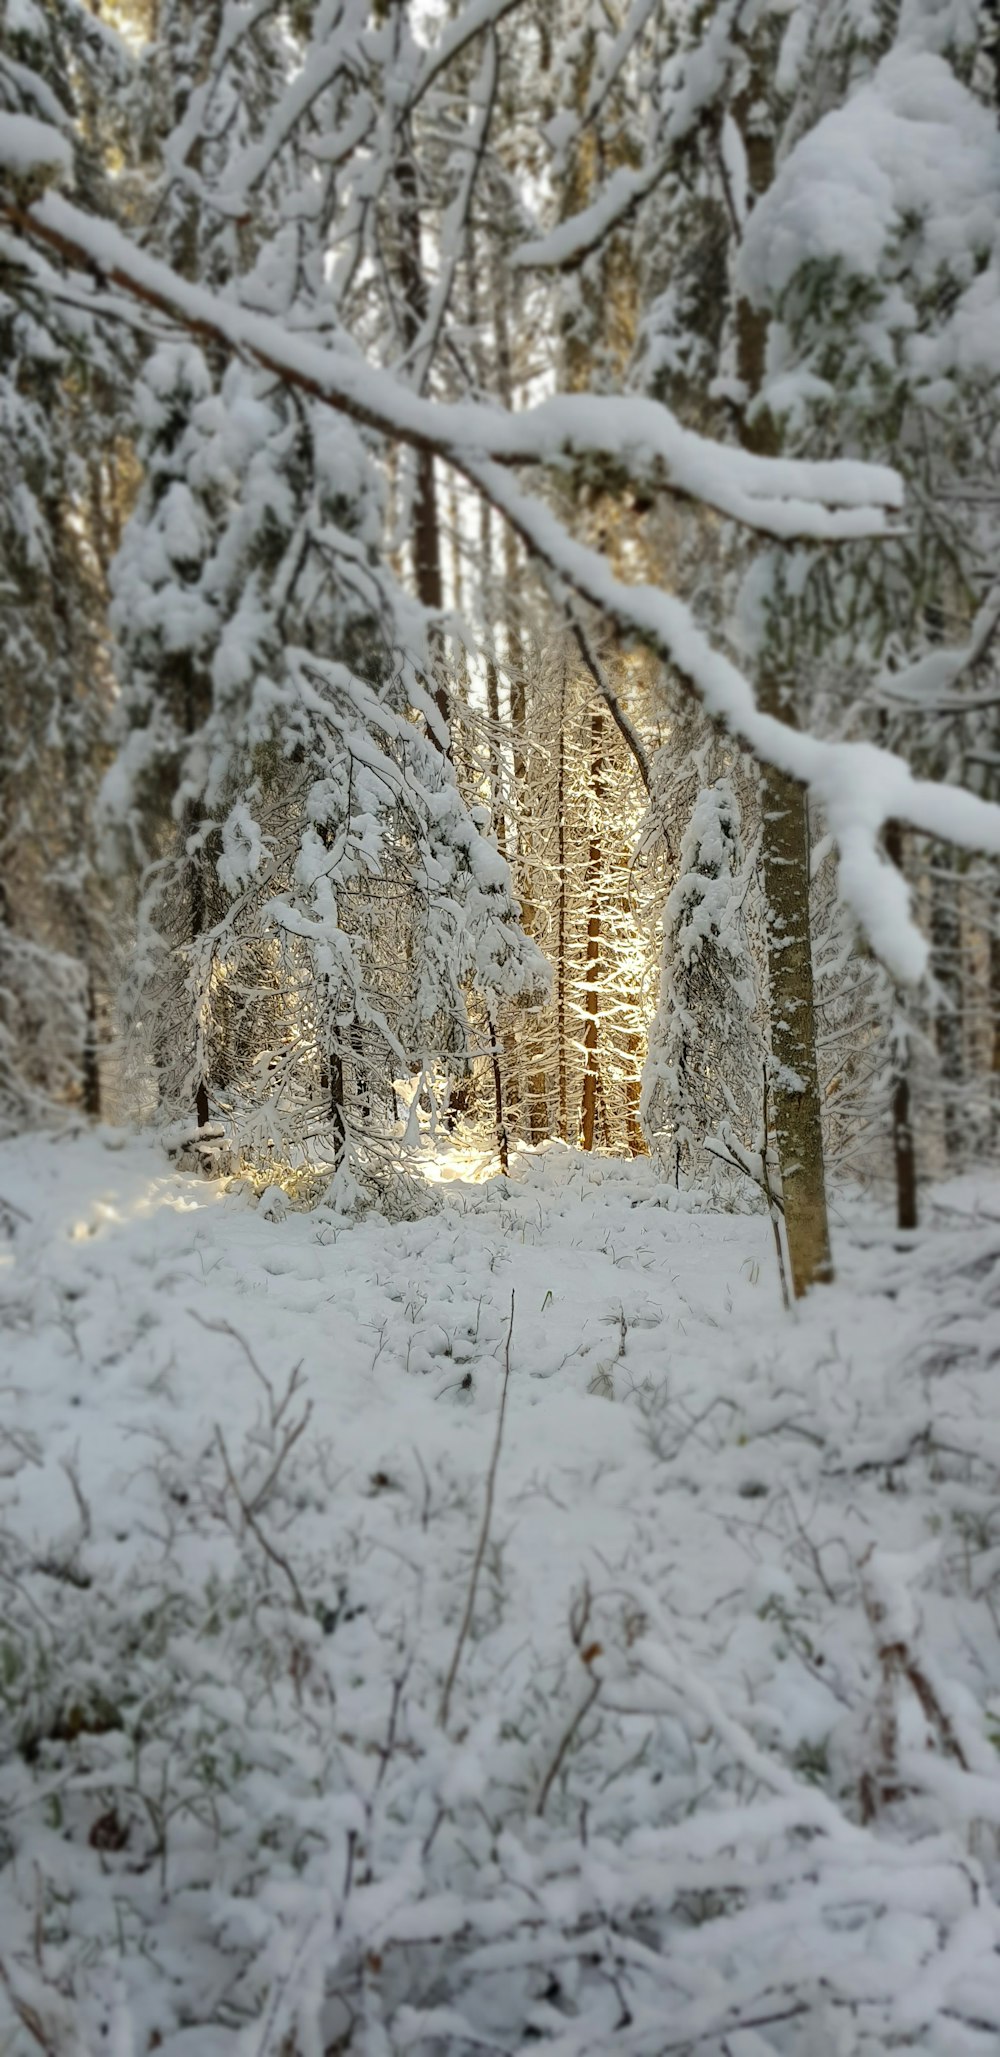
[580,710,604,1151]
[756,754,833,1292]
[469,242,519,1150]
[556,667,570,1142]
[494,254,548,1140]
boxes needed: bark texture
[733,52,832,1294]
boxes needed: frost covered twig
[243,1396,313,1518]
[705,1070,790,1309]
[192,1314,314,1505]
[215,1427,308,1616]
[439,1291,515,1728]
[859,1547,970,1823]
[58,1454,91,1544]
[190,1311,277,1417]
[536,1584,603,1816]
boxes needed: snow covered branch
[0,192,901,544]
[513,0,747,271]
[461,456,1000,982]
[6,184,1000,982]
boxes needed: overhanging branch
[6,186,1000,983]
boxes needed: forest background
[9,6,1000,2052]
[5,0,1000,1299]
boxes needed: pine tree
[736,0,1000,1213]
[102,1,548,1179]
[0,0,134,1132]
[642,759,760,1191]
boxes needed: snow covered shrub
[7,1144,1000,2051]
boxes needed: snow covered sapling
[642,770,761,1192]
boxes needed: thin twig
[191,1311,274,1410]
[60,1453,92,1541]
[439,1292,515,1728]
[760,1069,791,1313]
[245,1400,313,1516]
[566,608,651,791]
[215,1427,308,1615]
[536,1674,601,1816]
[0,1960,55,2052]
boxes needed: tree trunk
[395,133,450,738]
[580,710,604,1151]
[494,254,547,1141]
[931,854,965,1164]
[488,1008,509,1173]
[328,1050,346,1167]
[556,666,570,1142]
[757,757,833,1292]
[885,820,917,1229]
[733,56,832,1295]
[624,1031,645,1157]
[81,973,102,1119]
[183,649,212,1130]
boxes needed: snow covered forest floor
[4,1139,1000,2054]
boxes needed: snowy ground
[3,1134,1000,2053]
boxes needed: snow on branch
[214,0,523,207]
[8,188,1000,982]
[408,0,528,104]
[461,455,1000,983]
[878,582,1000,713]
[514,0,746,271]
[161,0,285,186]
[210,0,372,202]
[515,160,670,273]
[1,191,902,544]
[0,113,73,191]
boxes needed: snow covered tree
[642,756,761,1189]
[735,0,1000,1211]
[0,0,134,1132]
[508,0,838,1285]
[9,0,1000,1212]
[508,636,657,1155]
[101,1,548,1177]
[511,0,1000,1267]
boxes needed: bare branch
[439,1291,515,1728]
[565,608,651,792]
[215,1427,308,1615]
